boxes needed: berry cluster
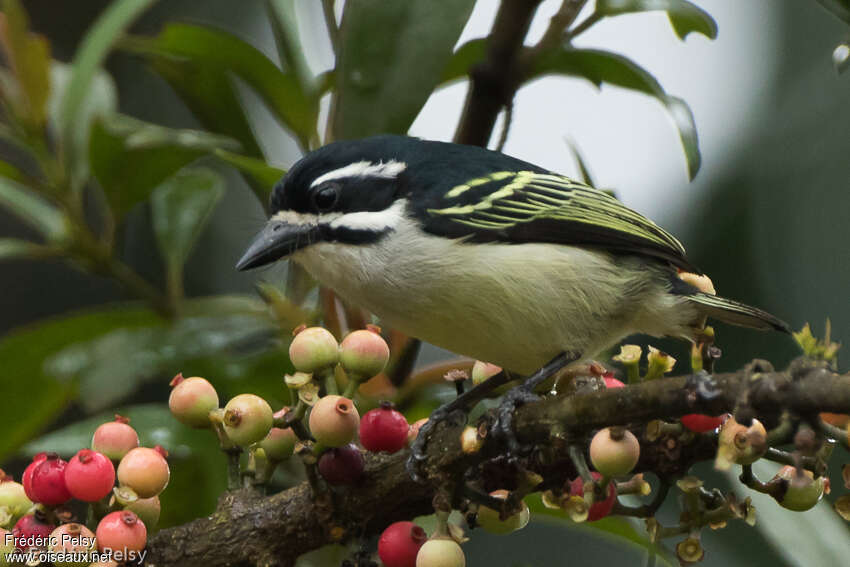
[0,416,165,564]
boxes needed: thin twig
[322,0,340,54]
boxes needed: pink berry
[359,402,409,453]
[317,444,364,485]
[602,373,625,389]
[64,449,116,502]
[117,447,170,498]
[339,329,390,378]
[96,510,147,554]
[680,413,726,433]
[22,452,48,500]
[378,521,427,567]
[289,326,339,373]
[309,395,360,447]
[259,427,297,461]
[569,473,617,522]
[49,522,96,566]
[168,374,219,428]
[29,454,71,506]
[92,416,139,461]
[12,514,54,551]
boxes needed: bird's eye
[311,182,340,212]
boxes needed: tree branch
[145,358,848,567]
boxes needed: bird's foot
[492,384,541,456]
[406,406,468,482]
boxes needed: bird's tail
[685,292,790,333]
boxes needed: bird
[236,134,789,473]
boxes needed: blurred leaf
[47,62,117,184]
[815,0,850,25]
[528,496,675,566]
[532,48,701,179]
[440,38,486,85]
[22,403,227,528]
[214,149,285,203]
[89,113,239,217]
[0,305,165,461]
[0,176,68,240]
[295,544,348,567]
[564,137,596,186]
[0,238,50,261]
[726,461,850,567]
[151,168,225,278]
[123,23,317,146]
[0,159,29,183]
[266,0,316,96]
[596,0,717,40]
[0,0,51,128]
[45,296,280,411]
[58,0,157,189]
[332,0,476,139]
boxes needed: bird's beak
[236,220,320,271]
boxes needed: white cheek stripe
[271,210,326,225]
[328,199,407,231]
[310,160,407,187]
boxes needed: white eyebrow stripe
[328,199,407,231]
[310,160,407,187]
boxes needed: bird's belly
[292,230,680,374]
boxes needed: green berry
[589,427,640,477]
[259,427,297,461]
[125,496,161,531]
[168,374,219,428]
[0,480,32,525]
[339,329,390,378]
[776,466,825,511]
[223,394,274,447]
[476,490,529,535]
[289,327,339,373]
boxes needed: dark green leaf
[332,0,476,139]
[596,0,718,40]
[213,149,285,203]
[0,158,29,183]
[123,23,317,146]
[440,38,486,85]
[0,0,51,128]
[89,113,239,217]
[532,48,701,179]
[57,0,157,189]
[23,404,227,528]
[45,296,282,411]
[0,305,164,461]
[151,168,225,275]
[0,176,68,240]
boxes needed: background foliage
[0,1,848,565]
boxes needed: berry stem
[225,448,243,491]
[568,445,593,484]
[341,375,362,399]
[321,368,338,396]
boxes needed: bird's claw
[406,407,468,482]
[493,385,540,456]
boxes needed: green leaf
[563,138,596,186]
[0,305,164,461]
[0,158,29,183]
[214,149,285,203]
[89,113,239,217]
[596,0,718,40]
[44,296,282,411]
[0,0,51,128]
[58,0,158,189]
[151,168,225,276]
[726,461,850,566]
[0,238,50,261]
[440,38,486,85]
[123,23,317,147]
[332,0,476,139]
[266,0,317,96]
[532,48,701,179]
[0,176,68,240]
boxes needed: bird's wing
[424,170,698,272]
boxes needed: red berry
[117,447,170,498]
[65,449,116,502]
[569,473,617,522]
[317,444,364,485]
[378,521,427,567]
[22,452,48,500]
[12,514,54,551]
[29,454,71,506]
[96,510,147,554]
[92,416,139,461]
[602,373,625,389]
[359,402,409,453]
[680,413,725,433]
